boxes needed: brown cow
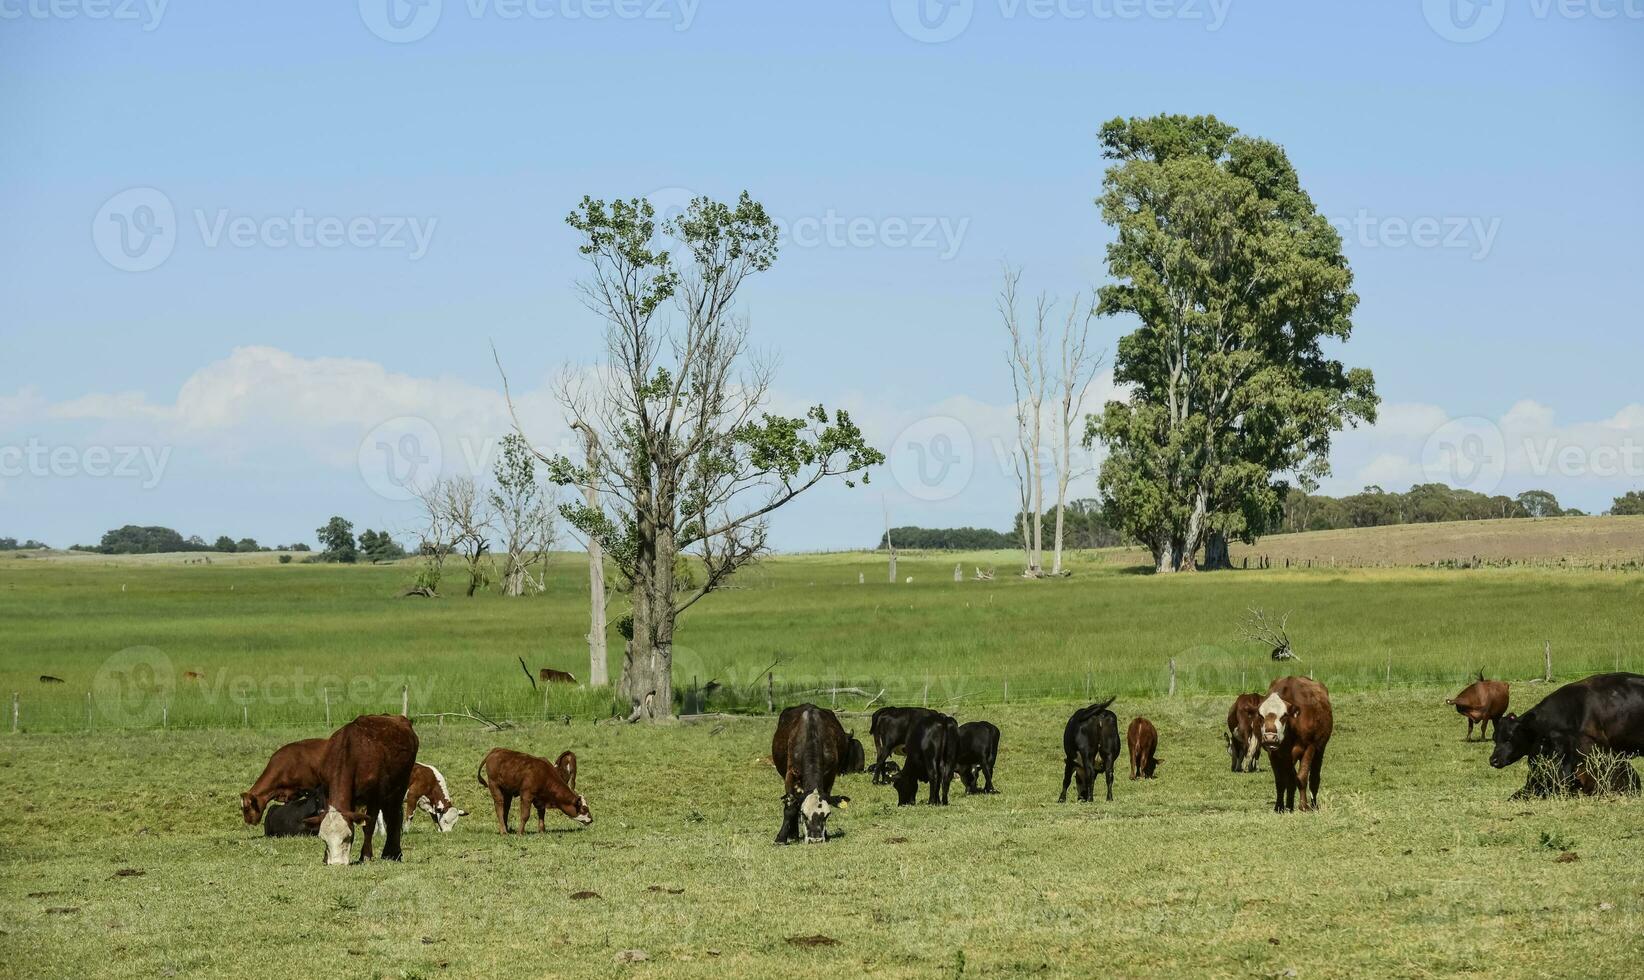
[1225,693,1263,773]
[539,668,577,684]
[1258,676,1333,813]
[1127,716,1159,779]
[771,703,852,843]
[555,750,578,791]
[241,737,328,825]
[310,714,419,865]
[1447,673,1510,741]
[476,748,591,835]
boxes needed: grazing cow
[1447,673,1510,741]
[555,751,578,791]
[539,668,577,684]
[309,714,419,865]
[1127,716,1160,780]
[477,748,592,835]
[840,734,867,775]
[373,763,468,835]
[1490,672,1644,796]
[893,712,958,806]
[1258,676,1333,813]
[1059,698,1121,803]
[955,720,1000,794]
[771,704,852,843]
[1225,693,1263,773]
[869,706,937,784]
[264,789,326,838]
[241,737,328,826]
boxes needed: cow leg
[1104,753,1115,802]
[1058,758,1074,803]
[1270,755,1287,812]
[357,808,377,862]
[1295,748,1316,812]
[1308,743,1326,810]
[404,795,418,832]
[536,800,547,833]
[495,791,513,834]
[518,792,533,835]
[872,742,892,785]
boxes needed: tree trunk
[1202,531,1232,570]
[503,557,525,597]
[618,638,672,722]
[586,539,608,686]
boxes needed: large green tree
[524,193,882,720]
[1085,114,1378,573]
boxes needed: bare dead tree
[408,477,458,596]
[1241,607,1301,661]
[570,421,609,686]
[442,475,494,597]
[1001,266,1049,577]
[883,496,897,584]
[499,194,880,721]
[1051,295,1104,576]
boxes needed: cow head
[792,789,848,842]
[1258,693,1296,748]
[313,806,363,865]
[558,794,593,827]
[430,798,468,832]
[240,792,264,826]
[1490,713,1534,769]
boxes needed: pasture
[3,692,1642,977]
[2,545,1642,976]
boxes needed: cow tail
[476,757,488,789]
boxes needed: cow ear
[1504,713,1515,721]
[830,795,850,808]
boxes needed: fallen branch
[400,585,441,598]
[412,707,514,731]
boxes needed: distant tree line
[1272,484,1588,534]
[72,525,313,555]
[0,537,48,550]
[1612,490,1644,516]
[879,499,1124,551]
[315,516,406,564]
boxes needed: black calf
[893,713,958,806]
[870,706,936,785]
[263,789,326,837]
[1058,698,1120,803]
[956,720,1000,794]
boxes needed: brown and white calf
[1258,677,1333,813]
[476,748,591,834]
[1225,693,1263,773]
[374,763,468,835]
[241,737,328,825]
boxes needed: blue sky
[2,1,1641,550]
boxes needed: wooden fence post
[1168,659,1177,697]
[765,672,774,714]
[162,700,168,730]
[11,693,17,733]
[85,692,92,730]
[1544,640,1552,682]
[324,689,331,728]
[401,684,409,717]
[243,704,248,727]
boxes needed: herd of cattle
[241,670,1644,860]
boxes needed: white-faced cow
[373,763,468,836]
[1258,677,1333,813]
[310,714,419,865]
[771,703,852,843]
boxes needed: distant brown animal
[310,714,419,865]
[183,671,204,681]
[1225,693,1263,773]
[555,750,578,790]
[1258,676,1333,813]
[1447,673,1509,741]
[1127,716,1159,779]
[241,737,328,825]
[477,748,591,834]
[38,675,64,684]
[539,668,577,684]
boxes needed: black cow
[1058,698,1120,803]
[893,712,958,806]
[771,704,852,843]
[840,733,867,775]
[869,706,937,784]
[956,720,1000,794]
[263,789,326,838]
[1491,672,1644,796]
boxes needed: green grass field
[2,549,1641,731]
[2,547,1642,977]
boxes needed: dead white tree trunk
[1051,294,1102,576]
[1001,267,1053,578]
[576,423,609,687]
[883,498,897,584]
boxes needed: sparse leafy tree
[512,192,882,721]
[490,433,556,596]
[316,517,357,563]
[1085,114,1378,573]
[1611,490,1644,516]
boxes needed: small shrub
[1538,829,1577,852]
[277,554,292,564]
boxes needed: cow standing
[1491,672,1644,796]
[241,737,328,825]
[1225,693,1263,773]
[955,720,1000,794]
[373,763,469,835]
[1127,716,1159,780]
[771,704,852,843]
[1447,674,1510,741]
[1059,698,1120,803]
[869,706,936,784]
[477,748,592,834]
[311,714,419,865]
[893,712,958,806]
[1258,676,1333,813]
